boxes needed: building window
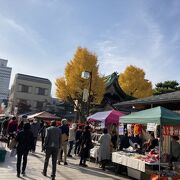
[21,85,29,93]
[18,84,32,93]
[35,87,47,96]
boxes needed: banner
[163,126,180,136]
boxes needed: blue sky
[0,0,180,96]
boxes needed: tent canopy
[87,110,125,125]
[121,106,180,126]
[28,111,61,120]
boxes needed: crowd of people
[1,116,180,180]
[0,116,114,180]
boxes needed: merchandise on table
[140,147,159,163]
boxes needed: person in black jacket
[16,123,34,178]
[119,132,130,150]
[74,125,83,155]
[79,126,92,167]
[39,122,48,152]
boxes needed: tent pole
[159,123,162,178]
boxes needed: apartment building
[0,59,12,102]
[9,73,52,113]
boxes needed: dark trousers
[32,137,37,152]
[80,154,86,165]
[68,141,74,155]
[17,151,29,174]
[43,147,58,178]
[74,141,81,155]
[41,136,45,151]
[101,160,108,170]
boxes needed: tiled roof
[114,91,180,107]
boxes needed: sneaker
[83,164,88,167]
[17,174,20,178]
[51,175,55,180]
[64,162,68,165]
[21,171,26,176]
[41,171,47,176]
[57,161,61,165]
[67,154,72,157]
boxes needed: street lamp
[81,71,92,117]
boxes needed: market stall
[28,111,61,125]
[112,106,180,180]
[87,110,125,128]
[87,110,126,160]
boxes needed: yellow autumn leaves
[56,47,153,103]
[56,47,105,104]
[118,65,153,98]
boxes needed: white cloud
[94,5,178,86]
[0,13,46,56]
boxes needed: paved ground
[0,142,132,180]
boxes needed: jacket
[44,126,61,149]
[68,128,76,142]
[16,129,34,153]
[31,122,40,137]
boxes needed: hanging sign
[82,89,89,102]
[147,123,156,131]
[119,124,124,135]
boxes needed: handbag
[9,139,17,150]
[89,141,94,149]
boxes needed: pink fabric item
[87,110,126,126]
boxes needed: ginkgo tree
[56,47,105,119]
[118,65,153,98]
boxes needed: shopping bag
[9,139,17,150]
[10,148,17,157]
[89,141,94,149]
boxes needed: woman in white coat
[98,128,111,170]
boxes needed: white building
[0,59,12,102]
[9,73,52,113]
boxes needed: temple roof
[103,72,134,105]
[114,90,180,107]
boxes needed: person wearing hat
[58,119,69,165]
[16,123,34,177]
[42,120,61,180]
